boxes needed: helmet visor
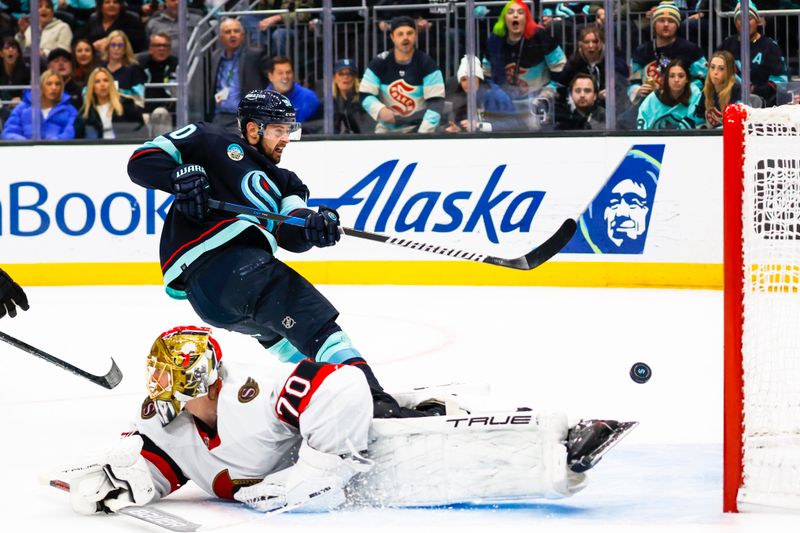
[263,121,302,141]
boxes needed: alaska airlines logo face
[388,79,416,116]
[562,145,665,254]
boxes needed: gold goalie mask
[146,326,222,426]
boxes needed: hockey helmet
[237,89,301,140]
[145,326,223,426]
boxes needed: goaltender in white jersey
[64,326,635,515]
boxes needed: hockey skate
[566,419,638,473]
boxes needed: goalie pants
[183,244,340,359]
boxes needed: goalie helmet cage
[723,103,800,513]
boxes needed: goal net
[723,103,800,512]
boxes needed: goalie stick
[208,199,577,271]
[0,330,122,389]
[47,479,200,532]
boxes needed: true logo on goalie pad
[446,415,532,428]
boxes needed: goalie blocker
[54,327,635,515]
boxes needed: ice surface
[0,284,796,532]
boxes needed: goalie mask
[146,326,222,426]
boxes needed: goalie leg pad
[351,410,585,506]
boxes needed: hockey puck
[630,362,652,384]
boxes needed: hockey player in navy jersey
[127,89,423,419]
[360,16,446,133]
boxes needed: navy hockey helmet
[237,89,301,140]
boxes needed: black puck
[630,362,652,384]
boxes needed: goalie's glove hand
[234,480,287,513]
[69,436,157,515]
[170,164,210,222]
[0,269,29,318]
[303,206,341,248]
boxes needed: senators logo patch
[238,377,260,403]
[388,79,416,116]
[141,397,156,420]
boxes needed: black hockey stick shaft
[208,199,576,271]
[0,330,122,389]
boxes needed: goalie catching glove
[170,164,210,222]
[234,440,373,513]
[69,435,157,515]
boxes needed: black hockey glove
[170,164,210,222]
[0,269,29,319]
[304,206,341,248]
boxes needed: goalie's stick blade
[482,218,577,270]
[209,199,576,271]
[45,478,201,532]
[0,330,123,389]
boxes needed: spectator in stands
[637,58,701,129]
[256,0,316,57]
[331,58,373,134]
[74,66,144,138]
[46,47,82,110]
[555,73,606,130]
[86,0,147,53]
[0,37,30,125]
[696,50,740,129]
[557,25,629,110]
[717,1,788,108]
[145,0,201,54]
[139,32,176,114]
[15,0,73,58]
[72,37,99,88]
[628,1,707,105]
[360,16,445,133]
[1,10,16,41]
[102,29,146,107]
[444,54,519,133]
[1,68,78,140]
[485,0,566,130]
[59,0,98,28]
[209,17,264,132]
[265,55,319,125]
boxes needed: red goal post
[723,103,800,513]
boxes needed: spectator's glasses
[108,42,126,49]
[150,43,171,49]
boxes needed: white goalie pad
[349,410,587,507]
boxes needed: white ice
[0,284,797,532]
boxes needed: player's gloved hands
[170,164,210,222]
[303,206,341,248]
[233,479,287,512]
[0,269,29,319]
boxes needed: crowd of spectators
[0,0,798,140]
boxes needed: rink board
[0,135,722,288]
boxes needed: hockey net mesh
[739,104,800,510]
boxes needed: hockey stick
[0,330,122,389]
[46,478,200,532]
[208,199,577,271]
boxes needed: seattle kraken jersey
[127,122,310,298]
[636,85,703,130]
[360,49,445,133]
[629,38,707,100]
[718,34,788,106]
[486,31,567,95]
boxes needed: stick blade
[487,218,577,270]
[98,358,123,389]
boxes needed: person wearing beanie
[484,0,567,130]
[360,16,445,133]
[717,1,788,107]
[628,0,707,105]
